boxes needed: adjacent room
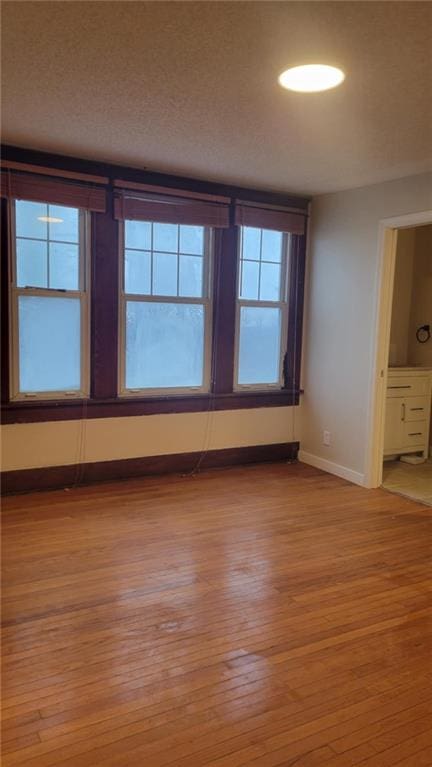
[383,224,432,505]
[1,2,431,766]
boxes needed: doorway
[365,210,432,498]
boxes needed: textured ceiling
[1,1,431,194]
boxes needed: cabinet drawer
[401,421,427,447]
[387,376,431,398]
[404,397,430,422]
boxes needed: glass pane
[48,205,78,243]
[125,220,151,251]
[16,239,48,288]
[125,301,204,389]
[261,229,282,262]
[179,256,203,297]
[179,225,204,255]
[15,200,48,240]
[238,306,281,385]
[125,250,151,295]
[240,260,259,300]
[260,262,281,301]
[153,252,177,296]
[242,227,261,261]
[18,296,81,392]
[153,223,178,253]
[49,243,79,290]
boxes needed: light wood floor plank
[2,462,431,766]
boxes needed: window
[235,226,289,389]
[120,220,212,394]
[2,157,307,424]
[10,199,89,399]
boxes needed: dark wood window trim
[1,145,308,425]
[1,146,310,212]
[1,197,10,406]
[91,203,119,400]
[1,391,300,425]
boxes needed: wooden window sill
[1,389,302,424]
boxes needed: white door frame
[364,209,432,488]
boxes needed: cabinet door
[384,398,404,453]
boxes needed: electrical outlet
[323,430,331,446]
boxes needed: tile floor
[382,458,432,506]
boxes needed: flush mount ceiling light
[37,216,64,223]
[278,64,345,93]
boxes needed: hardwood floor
[1,461,432,767]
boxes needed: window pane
[153,223,178,253]
[242,227,261,260]
[179,255,203,297]
[16,239,48,288]
[126,301,204,389]
[261,230,282,262]
[125,249,151,294]
[179,225,204,255]
[48,205,78,243]
[15,200,48,240]
[49,243,79,290]
[260,262,281,301]
[18,296,81,392]
[125,220,152,250]
[240,260,259,300]
[238,306,281,385]
[153,252,177,295]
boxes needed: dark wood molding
[1,198,10,404]
[1,390,300,425]
[91,205,119,399]
[1,145,310,211]
[1,441,299,495]
[1,158,109,185]
[285,233,306,394]
[212,226,238,394]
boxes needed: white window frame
[9,200,91,401]
[234,228,290,391]
[118,221,213,397]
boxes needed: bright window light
[12,199,87,399]
[37,216,64,223]
[122,220,211,393]
[278,64,345,93]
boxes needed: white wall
[3,173,431,481]
[1,406,300,471]
[300,172,432,484]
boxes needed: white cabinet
[384,368,432,459]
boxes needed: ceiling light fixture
[278,64,345,93]
[37,216,64,223]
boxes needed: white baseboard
[298,450,366,487]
